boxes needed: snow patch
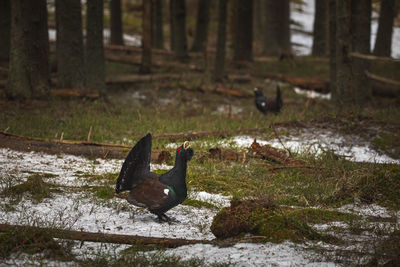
[294,87,331,100]
[231,131,400,164]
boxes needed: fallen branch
[250,139,304,166]
[213,88,253,98]
[209,147,246,161]
[349,52,400,63]
[267,165,322,171]
[263,74,330,93]
[105,52,205,72]
[153,128,266,142]
[51,89,100,99]
[365,71,400,87]
[105,44,172,56]
[0,224,210,248]
[105,74,180,84]
[0,131,170,162]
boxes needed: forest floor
[0,54,400,266]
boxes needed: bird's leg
[157,214,180,224]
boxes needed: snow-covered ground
[167,129,399,165]
[294,87,331,100]
[232,131,400,164]
[291,0,400,58]
[0,145,399,265]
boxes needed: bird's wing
[127,177,169,210]
[116,133,152,193]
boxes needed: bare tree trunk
[7,0,50,99]
[373,0,396,57]
[227,0,238,54]
[152,0,164,49]
[171,0,188,60]
[213,0,228,81]
[0,0,10,61]
[86,0,106,94]
[262,0,291,55]
[191,0,211,52]
[312,0,328,56]
[335,0,353,107]
[233,0,253,61]
[110,0,124,45]
[351,0,371,103]
[170,0,176,51]
[56,0,85,89]
[328,0,336,99]
[140,0,152,73]
[253,0,263,39]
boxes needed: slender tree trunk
[312,0,328,56]
[335,0,353,107]
[152,0,164,49]
[110,0,124,45]
[140,0,152,73]
[328,0,336,99]
[373,0,396,57]
[56,0,85,89]
[227,0,238,53]
[233,0,253,61]
[0,0,10,61]
[172,0,188,60]
[262,0,291,55]
[351,0,371,103]
[170,0,176,51]
[86,0,105,94]
[191,0,211,52]
[7,0,50,99]
[253,0,263,39]
[214,0,228,81]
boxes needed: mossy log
[0,224,209,248]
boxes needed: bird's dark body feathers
[254,86,283,114]
[116,133,193,222]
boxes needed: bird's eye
[177,147,182,153]
[261,102,266,107]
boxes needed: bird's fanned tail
[116,133,152,193]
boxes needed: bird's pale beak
[183,141,190,149]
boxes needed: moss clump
[211,198,344,243]
[0,228,71,259]
[3,174,57,203]
[94,186,115,200]
[373,132,400,159]
[358,166,400,208]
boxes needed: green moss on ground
[2,174,60,203]
[0,228,73,260]
[372,132,400,159]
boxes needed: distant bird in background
[253,86,283,114]
[116,133,194,222]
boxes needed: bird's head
[253,87,264,97]
[176,141,194,161]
